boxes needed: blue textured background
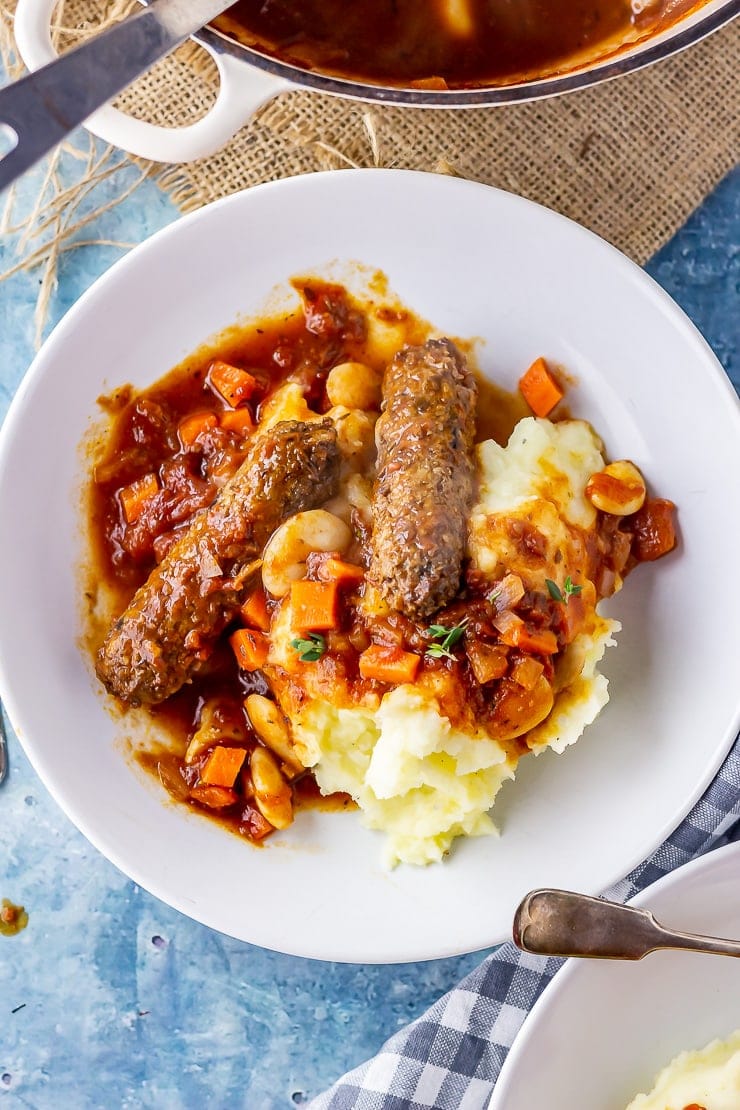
[0,123,738,1109]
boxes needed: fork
[0,699,8,786]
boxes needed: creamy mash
[626,1030,740,1110]
[270,417,620,866]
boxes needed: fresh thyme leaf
[545,578,564,602]
[425,617,469,661]
[546,577,583,604]
[290,633,326,662]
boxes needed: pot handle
[13,0,289,164]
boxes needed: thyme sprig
[545,576,583,603]
[291,633,326,662]
[425,617,469,661]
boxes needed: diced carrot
[208,360,259,408]
[514,626,559,656]
[317,557,365,586]
[519,357,564,418]
[199,745,247,788]
[220,407,254,436]
[359,644,421,685]
[492,610,524,640]
[230,628,269,671]
[290,580,339,632]
[495,611,558,655]
[178,410,218,449]
[240,587,271,632]
[190,784,238,809]
[119,472,159,524]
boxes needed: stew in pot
[213,0,697,89]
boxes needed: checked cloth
[310,731,740,1110]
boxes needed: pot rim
[194,0,739,105]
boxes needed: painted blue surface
[0,119,738,1109]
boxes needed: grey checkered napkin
[310,731,740,1110]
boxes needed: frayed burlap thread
[146,16,738,265]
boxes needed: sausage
[368,338,477,619]
[96,419,340,706]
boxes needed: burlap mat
[3,0,740,265]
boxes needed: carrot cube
[512,626,558,656]
[189,784,238,809]
[494,611,558,655]
[358,644,421,685]
[230,628,269,671]
[208,360,259,408]
[317,557,365,586]
[519,357,564,418]
[119,473,159,524]
[220,408,254,436]
[178,410,218,449]
[240,587,271,632]
[290,580,339,632]
[200,745,247,788]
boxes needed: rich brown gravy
[213,0,684,89]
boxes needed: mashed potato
[269,417,621,867]
[626,1030,740,1110]
[292,687,515,867]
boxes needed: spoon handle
[514,888,740,961]
[0,0,230,191]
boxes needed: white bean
[261,510,352,597]
[326,361,382,411]
[585,460,646,516]
[185,699,247,764]
[258,382,314,429]
[321,494,352,524]
[245,694,303,775]
[250,746,293,830]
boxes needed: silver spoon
[514,887,740,961]
[0,0,234,192]
[0,700,8,786]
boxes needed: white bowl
[0,170,738,963]
[490,838,740,1109]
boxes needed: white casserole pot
[12,0,739,164]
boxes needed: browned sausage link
[96,419,340,706]
[369,338,477,619]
